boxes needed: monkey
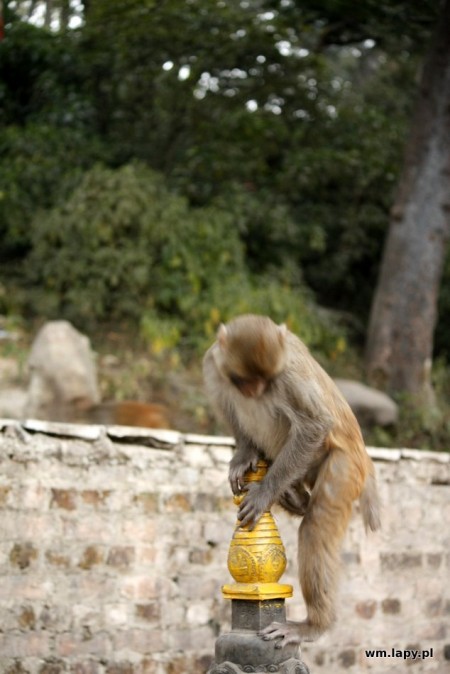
[203,314,380,647]
[89,400,171,429]
[53,400,171,429]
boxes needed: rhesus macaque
[55,400,171,429]
[203,314,380,647]
[87,400,171,429]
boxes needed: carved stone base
[207,630,309,674]
[208,656,309,673]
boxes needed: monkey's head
[215,314,287,398]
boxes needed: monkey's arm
[203,349,261,493]
[226,408,262,494]
[238,409,331,528]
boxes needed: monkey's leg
[278,482,310,517]
[260,450,354,646]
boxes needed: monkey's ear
[278,323,287,340]
[217,323,228,349]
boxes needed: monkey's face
[228,373,268,398]
[215,315,287,398]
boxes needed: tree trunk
[44,0,53,28]
[365,0,450,400]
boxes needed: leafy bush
[26,162,346,358]
[26,162,245,325]
[0,124,107,268]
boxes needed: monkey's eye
[229,374,249,388]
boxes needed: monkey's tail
[360,469,381,532]
[297,450,354,637]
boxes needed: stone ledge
[1,418,449,463]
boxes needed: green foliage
[0,20,93,128]
[26,162,345,357]
[2,0,447,379]
[0,124,107,265]
[26,162,246,326]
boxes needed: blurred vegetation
[1,0,449,447]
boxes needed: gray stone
[334,378,398,427]
[25,320,100,420]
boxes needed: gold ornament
[222,461,293,601]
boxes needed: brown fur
[58,400,171,429]
[203,314,380,646]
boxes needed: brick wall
[0,419,448,674]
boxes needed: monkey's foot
[259,620,322,648]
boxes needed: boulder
[334,378,398,427]
[25,321,100,420]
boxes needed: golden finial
[222,460,293,600]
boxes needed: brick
[314,651,326,666]
[134,492,158,513]
[51,489,77,510]
[81,490,111,507]
[106,546,135,569]
[0,485,11,506]
[39,661,66,674]
[10,542,38,569]
[0,576,50,600]
[113,628,165,654]
[381,598,401,614]
[135,603,160,623]
[55,632,112,657]
[136,545,157,565]
[40,605,72,631]
[18,605,36,629]
[120,576,160,600]
[7,513,62,541]
[355,600,377,619]
[425,597,443,617]
[338,649,356,667]
[166,626,215,651]
[105,665,133,674]
[121,519,156,542]
[380,552,422,571]
[4,663,30,674]
[189,547,213,565]
[426,552,442,568]
[64,515,119,543]
[135,660,158,674]
[163,493,191,513]
[0,631,51,656]
[70,663,101,674]
[193,493,221,511]
[78,545,104,570]
[21,484,50,510]
[46,549,71,568]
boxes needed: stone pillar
[208,462,309,674]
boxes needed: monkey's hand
[238,482,272,529]
[259,620,321,646]
[229,449,260,494]
[259,621,302,648]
